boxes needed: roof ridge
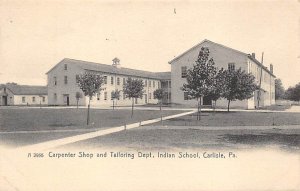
[169,39,248,63]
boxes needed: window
[111,76,114,85]
[149,80,151,87]
[145,80,147,87]
[32,97,36,102]
[153,81,155,88]
[75,75,79,83]
[64,76,68,84]
[158,82,160,88]
[104,92,107,100]
[228,63,235,71]
[184,92,189,100]
[117,77,120,85]
[104,76,107,84]
[123,92,126,100]
[54,77,57,85]
[149,92,152,99]
[54,93,57,100]
[42,97,45,102]
[97,93,100,100]
[64,64,67,70]
[123,78,126,85]
[181,66,187,78]
[22,97,26,103]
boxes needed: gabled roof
[168,39,248,64]
[169,39,276,78]
[47,58,171,80]
[1,84,47,95]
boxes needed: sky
[0,0,299,88]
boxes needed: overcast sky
[0,0,299,88]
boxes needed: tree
[207,68,226,112]
[285,83,300,102]
[111,89,121,110]
[182,47,217,120]
[275,79,285,100]
[221,68,258,112]
[123,78,144,117]
[154,88,167,111]
[77,72,104,125]
[75,92,83,109]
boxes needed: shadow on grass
[220,133,300,149]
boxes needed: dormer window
[64,64,68,70]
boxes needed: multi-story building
[169,39,276,109]
[46,58,171,106]
[0,84,47,106]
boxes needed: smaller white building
[0,84,48,106]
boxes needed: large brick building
[46,58,171,106]
[169,39,276,109]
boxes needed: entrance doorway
[63,94,70,106]
[144,94,147,104]
[2,96,7,106]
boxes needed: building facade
[0,84,48,106]
[46,58,171,107]
[169,39,276,109]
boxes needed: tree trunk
[131,98,134,118]
[160,100,163,123]
[77,99,79,109]
[227,99,231,112]
[199,97,202,120]
[113,99,115,110]
[87,97,91,125]
[213,100,216,115]
[160,100,162,111]
[197,98,200,120]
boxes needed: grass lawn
[62,127,300,151]
[0,131,86,148]
[0,108,185,132]
[153,111,300,126]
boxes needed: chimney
[270,64,273,74]
[112,57,121,68]
[251,53,255,59]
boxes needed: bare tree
[77,72,104,125]
[123,78,144,118]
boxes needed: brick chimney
[270,64,273,74]
[251,53,255,59]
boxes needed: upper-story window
[111,76,114,85]
[54,77,57,85]
[149,80,152,87]
[123,78,126,85]
[32,97,36,102]
[22,97,26,103]
[42,97,46,102]
[228,63,235,71]
[64,64,68,70]
[145,80,147,87]
[117,77,120,85]
[104,76,107,84]
[153,81,155,88]
[181,66,187,78]
[75,75,79,83]
[64,76,68,84]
